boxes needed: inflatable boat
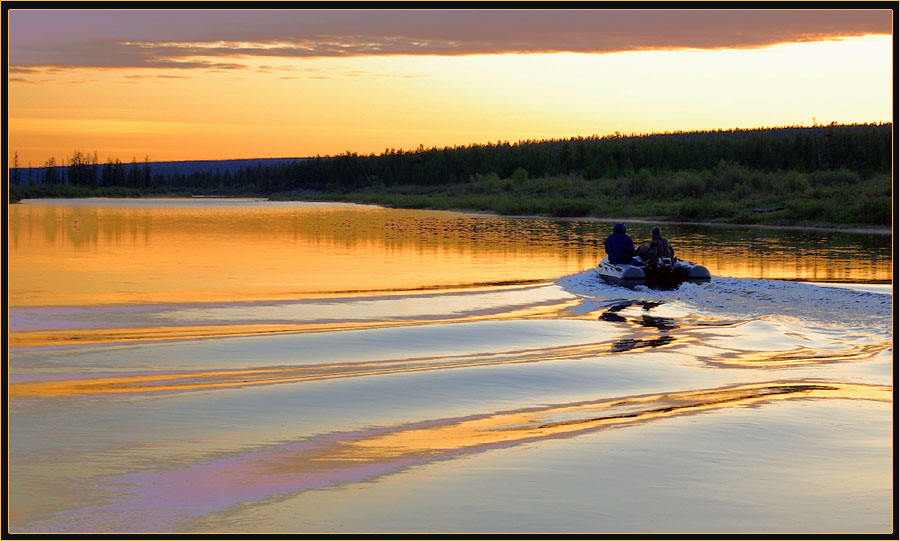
[597,255,711,290]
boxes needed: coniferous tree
[102,159,114,187]
[143,156,152,188]
[12,151,21,185]
[68,151,93,186]
[44,157,58,185]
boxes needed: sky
[7,9,895,166]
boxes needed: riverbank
[11,123,892,229]
[11,162,893,233]
[270,182,891,233]
[10,189,892,236]
[462,212,893,236]
[307,198,892,235]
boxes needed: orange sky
[7,9,894,167]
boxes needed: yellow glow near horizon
[7,35,892,166]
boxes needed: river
[7,198,894,533]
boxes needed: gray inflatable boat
[597,255,711,290]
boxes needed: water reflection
[611,335,676,352]
[52,380,889,533]
[665,223,891,282]
[7,199,891,307]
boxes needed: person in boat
[604,223,641,265]
[642,226,675,266]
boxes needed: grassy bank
[272,164,892,228]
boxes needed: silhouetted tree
[12,151,21,185]
[43,157,58,184]
[68,151,95,186]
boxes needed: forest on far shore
[8,122,894,227]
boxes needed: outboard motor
[644,257,680,290]
[655,257,674,269]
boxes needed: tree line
[11,152,154,189]
[10,122,893,194]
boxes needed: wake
[556,268,893,336]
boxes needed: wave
[40,379,890,533]
[556,269,893,336]
[7,283,577,348]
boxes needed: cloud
[8,66,41,74]
[124,74,189,79]
[8,9,892,69]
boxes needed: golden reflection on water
[288,381,892,464]
[11,320,889,399]
[8,320,661,398]
[341,382,892,459]
[7,295,578,349]
[8,201,595,306]
[695,342,892,369]
[7,200,891,307]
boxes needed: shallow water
[7,199,894,533]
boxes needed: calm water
[7,199,894,533]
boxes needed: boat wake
[556,268,893,336]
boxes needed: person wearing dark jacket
[646,226,675,265]
[604,223,637,264]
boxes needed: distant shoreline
[460,210,894,235]
[10,194,892,236]
[350,202,894,236]
[275,187,893,235]
[10,123,892,231]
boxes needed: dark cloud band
[8,9,892,69]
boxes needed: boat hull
[598,256,710,290]
[597,258,646,288]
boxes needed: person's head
[613,223,626,235]
[651,226,662,238]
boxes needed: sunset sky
[7,8,894,167]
